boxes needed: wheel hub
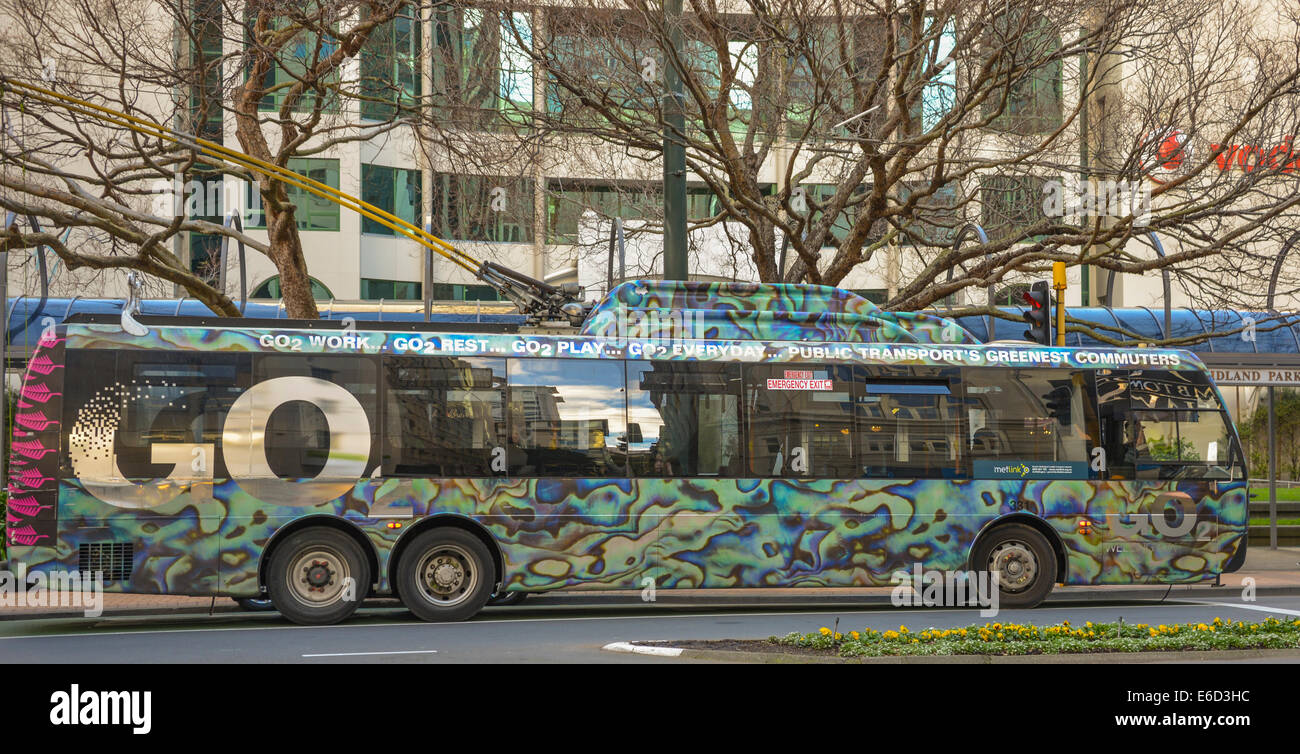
[304,560,335,591]
[988,541,1037,592]
[417,547,477,606]
[433,561,461,589]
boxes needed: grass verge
[772,617,1300,657]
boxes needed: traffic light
[1044,385,1071,425]
[1022,280,1052,345]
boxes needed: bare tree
[470,0,1300,328]
[0,0,421,317]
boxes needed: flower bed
[772,617,1300,657]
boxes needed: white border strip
[302,649,439,658]
[603,641,683,657]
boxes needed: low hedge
[773,617,1300,657]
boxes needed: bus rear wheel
[973,524,1058,609]
[267,528,371,625]
[397,528,494,622]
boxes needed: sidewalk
[2,547,1298,621]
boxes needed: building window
[546,181,659,244]
[433,8,533,131]
[245,12,339,113]
[250,275,335,300]
[245,158,340,231]
[428,283,503,301]
[190,233,223,283]
[188,0,224,141]
[432,173,534,243]
[545,12,656,125]
[361,278,422,300]
[361,164,422,235]
[800,184,881,248]
[899,182,962,246]
[980,175,1056,241]
[983,17,1063,134]
[360,4,421,121]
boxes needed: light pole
[662,0,687,281]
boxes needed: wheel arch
[387,515,504,602]
[258,515,382,594]
[966,513,1069,583]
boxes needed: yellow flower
[819,627,831,636]
[1213,616,1223,626]
[997,632,1004,640]
[850,631,860,640]
[834,632,843,640]
[900,626,909,634]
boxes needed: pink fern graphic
[20,383,60,404]
[10,439,55,461]
[11,468,51,489]
[28,354,62,375]
[10,439,55,460]
[14,412,54,431]
[7,497,51,517]
[7,525,49,546]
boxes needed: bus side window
[626,362,741,477]
[382,356,507,477]
[859,367,965,479]
[743,365,855,478]
[964,367,1090,478]
[253,355,380,480]
[507,358,628,477]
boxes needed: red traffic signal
[1021,281,1052,345]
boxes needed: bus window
[626,362,741,477]
[744,365,855,477]
[383,356,506,477]
[252,355,379,479]
[964,368,1090,476]
[1096,369,1233,479]
[507,358,628,477]
[66,351,250,481]
[858,367,965,478]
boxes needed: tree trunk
[262,183,319,319]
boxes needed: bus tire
[267,528,371,626]
[972,523,1057,609]
[397,528,494,622]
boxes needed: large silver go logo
[71,377,370,509]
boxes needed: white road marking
[602,641,683,657]
[1,601,1294,642]
[1188,601,1300,618]
[301,649,438,658]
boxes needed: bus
[4,282,1248,624]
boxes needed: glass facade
[245,158,341,231]
[361,164,422,236]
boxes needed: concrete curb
[602,643,1300,664]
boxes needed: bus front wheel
[972,524,1058,609]
[267,528,371,625]
[397,528,494,622]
